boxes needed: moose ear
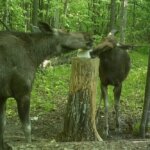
[38,21,53,33]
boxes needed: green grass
[31,64,71,112]
[121,51,148,111]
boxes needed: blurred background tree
[0,0,149,44]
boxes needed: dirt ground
[3,98,150,150]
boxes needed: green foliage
[6,98,17,118]
[0,0,149,43]
[93,34,103,45]
[121,51,147,111]
[127,0,150,43]
[10,2,25,30]
[133,121,141,136]
[31,64,71,112]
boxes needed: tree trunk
[23,1,31,31]
[119,0,128,43]
[62,0,69,28]
[45,0,50,22]
[54,0,60,28]
[109,0,116,31]
[3,0,9,30]
[32,0,39,26]
[63,0,68,17]
[140,49,150,138]
[62,58,102,141]
[89,0,101,34]
[39,0,44,20]
[131,0,136,43]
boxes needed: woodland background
[0,0,150,44]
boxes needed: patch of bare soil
[4,97,150,150]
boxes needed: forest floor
[4,96,150,150]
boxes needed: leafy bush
[31,64,71,112]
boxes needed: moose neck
[29,33,60,68]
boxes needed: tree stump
[63,57,102,141]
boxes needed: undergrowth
[6,49,149,127]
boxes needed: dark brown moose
[90,30,131,137]
[0,22,93,150]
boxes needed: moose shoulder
[0,22,93,150]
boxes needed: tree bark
[23,0,31,31]
[3,0,9,30]
[109,0,116,31]
[140,49,150,138]
[63,0,68,17]
[119,0,128,43]
[45,0,50,22]
[32,0,39,26]
[62,58,102,141]
[54,0,60,28]
[131,0,136,43]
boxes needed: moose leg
[100,83,105,106]
[97,83,105,111]
[16,95,31,142]
[114,84,122,133]
[101,84,109,137]
[0,99,6,150]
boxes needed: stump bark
[63,57,102,141]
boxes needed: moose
[0,22,93,149]
[90,30,131,137]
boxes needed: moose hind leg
[0,99,6,150]
[97,83,105,116]
[101,84,109,137]
[17,95,31,142]
[114,84,122,133]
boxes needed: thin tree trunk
[3,0,9,29]
[61,0,69,28]
[23,0,31,31]
[54,0,60,28]
[46,0,50,22]
[119,0,128,43]
[39,0,44,21]
[110,0,116,31]
[62,58,102,141]
[63,0,68,17]
[90,0,101,34]
[32,0,39,26]
[140,49,150,138]
[131,0,136,43]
